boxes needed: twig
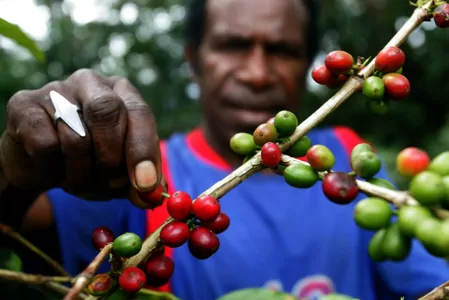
[86,3,435,299]
[0,223,71,277]
[0,268,70,284]
[137,287,181,299]
[45,281,87,299]
[419,279,449,299]
[280,155,449,219]
[0,269,84,299]
[64,243,113,300]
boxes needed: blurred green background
[0,0,448,189]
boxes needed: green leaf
[319,294,358,300]
[218,288,298,300]
[134,288,181,300]
[0,247,23,296]
[0,246,22,271]
[103,288,180,300]
[0,17,45,63]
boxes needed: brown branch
[419,279,449,300]
[0,223,71,277]
[45,281,87,299]
[0,268,70,284]
[85,3,436,299]
[280,155,449,219]
[64,243,113,300]
[0,269,85,299]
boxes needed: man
[0,0,448,299]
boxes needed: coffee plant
[2,1,449,300]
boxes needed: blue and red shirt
[47,126,449,300]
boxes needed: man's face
[192,0,311,144]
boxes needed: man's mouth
[224,105,277,127]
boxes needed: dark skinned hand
[0,69,164,209]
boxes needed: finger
[109,77,162,192]
[37,85,95,190]
[5,89,64,189]
[67,70,128,175]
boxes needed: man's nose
[236,46,276,89]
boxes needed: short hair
[184,0,320,61]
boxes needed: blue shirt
[47,126,449,300]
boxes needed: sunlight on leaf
[0,17,45,63]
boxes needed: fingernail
[135,160,158,189]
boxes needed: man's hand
[0,69,163,208]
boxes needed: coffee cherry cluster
[311,46,412,116]
[230,110,329,188]
[137,179,231,256]
[402,150,449,209]
[231,106,449,264]
[311,50,354,89]
[321,143,383,206]
[230,109,305,168]
[351,145,449,262]
[362,46,410,115]
[161,191,228,260]
[230,110,384,204]
[87,189,231,297]
[88,228,156,296]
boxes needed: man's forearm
[0,167,40,229]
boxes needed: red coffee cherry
[311,64,335,85]
[202,213,231,234]
[433,3,449,28]
[192,195,221,223]
[396,147,430,178]
[138,184,166,209]
[91,226,115,251]
[322,172,359,205]
[324,50,354,74]
[382,73,410,100]
[261,142,282,168]
[375,46,405,73]
[160,221,190,248]
[144,255,175,288]
[167,191,193,221]
[118,267,146,293]
[188,226,220,260]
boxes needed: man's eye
[216,39,251,51]
[266,44,304,58]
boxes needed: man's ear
[184,44,200,82]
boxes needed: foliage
[0,17,45,63]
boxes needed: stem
[64,243,113,300]
[137,287,180,299]
[0,269,83,299]
[280,155,449,218]
[46,282,87,299]
[84,3,435,299]
[419,279,449,300]
[0,268,70,283]
[0,223,71,277]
